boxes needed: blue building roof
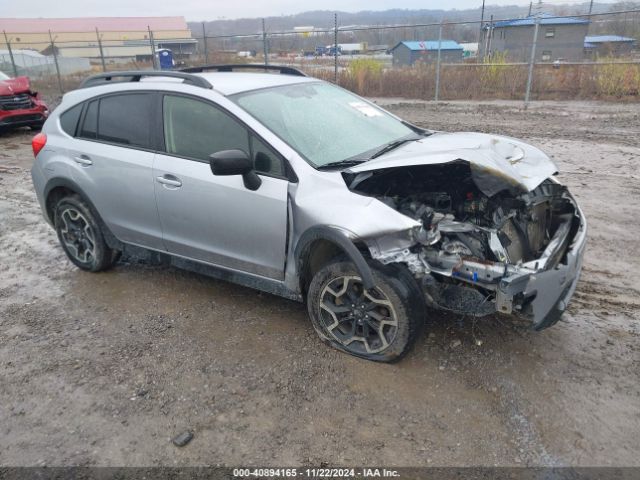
[584,35,636,44]
[392,40,464,52]
[493,13,589,28]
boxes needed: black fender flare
[294,226,375,290]
[44,177,96,223]
[43,177,123,250]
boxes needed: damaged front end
[348,160,586,330]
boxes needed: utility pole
[262,18,269,66]
[485,14,494,58]
[478,0,486,45]
[587,0,594,34]
[96,28,106,72]
[3,31,18,77]
[48,30,63,94]
[202,22,208,64]
[524,14,540,108]
[334,13,338,83]
[148,26,157,69]
[435,20,443,102]
[528,2,533,16]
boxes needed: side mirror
[209,149,262,191]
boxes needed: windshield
[0,72,10,81]
[232,82,415,168]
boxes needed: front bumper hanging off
[497,198,587,329]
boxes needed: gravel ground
[0,99,639,467]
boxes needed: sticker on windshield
[349,101,382,117]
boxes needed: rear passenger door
[67,92,164,250]
[153,94,289,279]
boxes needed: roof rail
[181,64,307,77]
[78,71,213,89]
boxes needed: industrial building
[0,17,196,62]
[480,13,590,62]
[390,40,464,66]
[584,35,637,57]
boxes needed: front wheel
[307,260,425,362]
[54,194,120,272]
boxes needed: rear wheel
[54,194,119,272]
[307,260,425,362]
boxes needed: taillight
[32,133,47,157]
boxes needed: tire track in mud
[570,278,640,318]
[494,378,561,467]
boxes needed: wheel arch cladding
[295,226,375,295]
[44,177,122,250]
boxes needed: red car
[0,71,49,132]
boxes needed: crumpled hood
[0,76,31,96]
[347,132,558,196]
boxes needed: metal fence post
[524,15,540,108]
[434,20,443,102]
[95,28,106,72]
[48,30,64,94]
[202,22,208,63]
[334,13,338,83]
[262,18,269,66]
[3,31,19,77]
[148,27,157,69]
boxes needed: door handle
[156,175,182,188]
[73,154,93,166]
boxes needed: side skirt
[120,243,303,303]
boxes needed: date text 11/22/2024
[233,468,400,478]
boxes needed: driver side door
[153,93,290,280]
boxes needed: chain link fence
[1,8,639,104]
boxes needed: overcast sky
[0,0,606,22]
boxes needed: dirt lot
[1,99,639,467]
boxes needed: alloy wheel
[319,275,398,354]
[59,208,96,264]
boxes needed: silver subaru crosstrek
[31,65,586,362]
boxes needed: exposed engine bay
[348,161,581,321]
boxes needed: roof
[0,16,188,33]
[584,35,636,44]
[493,13,589,28]
[179,72,315,96]
[392,40,463,52]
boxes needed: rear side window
[60,103,82,136]
[79,100,98,139]
[97,94,153,148]
[77,94,153,148]
[163,95,249,161]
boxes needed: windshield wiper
[369,136,422,159]
[317,159,368,170]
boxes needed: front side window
[251,135,285,177]
[163,95,249,161]
[232,82,415,168]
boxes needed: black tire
[307,260,425,362]
[54,194,119,272]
